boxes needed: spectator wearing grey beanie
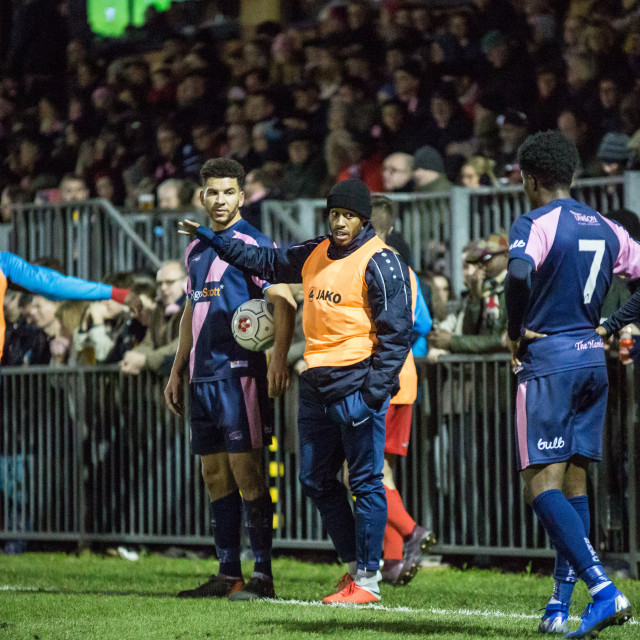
[597,132,631,177]
[412,145,452,193]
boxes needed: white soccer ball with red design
[231,299,275,351]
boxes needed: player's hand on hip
[508,337,522,370]
[522,329,546,340]
[267,358,290,398]
[164,374,184,415]
[509,329,546,371]
[178,219,199,236]
[595,325,608,337]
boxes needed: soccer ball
[231,299,275,351]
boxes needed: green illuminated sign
[88,0,173,37]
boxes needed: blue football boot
[565,590,632,638]
[539,600,569,634]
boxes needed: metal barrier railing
[122,210,209,268]
[2,175,635,293]
[259,176,632,295]
[467,177,625,242]
[1,356,637,575]
[8,200,162,280]
[261,192,456,287]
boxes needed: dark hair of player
[517,131,579,190]
[200,158,245,189]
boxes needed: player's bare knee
[563,456,589,497]
[562,478,588,498]
[201,455,235,496]
[201,468,234,497]
[228,455,264,499]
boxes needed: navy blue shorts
[515,367,608,470]
[189,377,273,455]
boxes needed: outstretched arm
[178,220,320,283]
[0,252,128,303]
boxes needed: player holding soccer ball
[179,178,412,604]
[164,158,296,601]
[506,131,635,637]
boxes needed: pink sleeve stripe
[233,229,267,289]
[600,215,640,278]
[185,239,199,295]
[525,206,561,270]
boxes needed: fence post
[260,201,273,240]
[75,369,87,550]
[626,364,639,579]
[297,200,318,237]
[623,171,640,217]
[449,187,472,296]
[0,224,11,252]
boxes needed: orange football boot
[322,579,380,604]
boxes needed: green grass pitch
[0,554,637,639]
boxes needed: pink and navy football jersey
[185,218,274,382]
[509,198,640,380]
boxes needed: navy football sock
[243,493,273,579]
[552,495,590,604]
[210,492,242,578]
[531,490,601,581]
[568,494,590,534]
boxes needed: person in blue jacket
[0,252,129,366]
[369,195,435,586]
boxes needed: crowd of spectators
[1,258,186,375]
[6,0,640,368]
[3,0,640,223]
[6,0,640,556]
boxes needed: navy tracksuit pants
[298,375,389,572]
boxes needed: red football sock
[385,487,416,538]
[383,523,403,560]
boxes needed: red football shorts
[384,404,413,456]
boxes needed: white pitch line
[1,586,637,627]
[0,585,55,592]
[267,597,639,625]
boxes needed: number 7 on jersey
[579,239,605,304]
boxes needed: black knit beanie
[326,178,371,219]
